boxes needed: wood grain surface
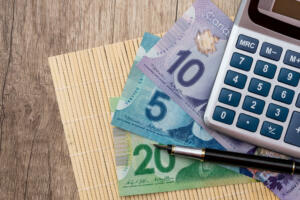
[0,0,257,199]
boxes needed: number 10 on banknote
[137,0,253,152]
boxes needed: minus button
[260,42,283,61]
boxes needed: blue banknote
[112,32,224,150]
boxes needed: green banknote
[113,128,254,196]
[110,98,254,196]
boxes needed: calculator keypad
[284,50,300,69]
[224,70,247,89]
[212,33,300,154]
[230,53,253,71]
[297,95,300,108]
[213,106,235,125]
[236,114,259,132]
[260,42,283,61]
[236,34,259,54]
[272,86,295,105]
[248,78,271,97]
[278,68,300,87]
[254,60,277,79]
[260,122,283,140]
[218,88,241,107]
[242,96,265,115]
[266,103,289,122]
[285,112,300,147]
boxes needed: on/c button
[236,34,259,54]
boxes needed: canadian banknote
[243,149,300,200]
[112,32,225,150]
[110,98,253,196]
[136,0,254,153]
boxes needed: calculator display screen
[272,0,300,21]
[258,0,300,27]
[238,0,300,44]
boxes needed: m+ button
[284,50,300,69]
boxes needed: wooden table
[0,0,241,199]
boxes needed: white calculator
[204,0,300,158]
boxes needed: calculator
[204,0,300,158]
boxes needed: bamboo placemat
[48,35,279,200]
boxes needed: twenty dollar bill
[113,128,254,196]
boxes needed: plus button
[296,127,300,134]
[285,112,300,148]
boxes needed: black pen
[154,144,300,175]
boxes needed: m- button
[236,34,259,54]
[260,42,283,61]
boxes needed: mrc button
[284,50,300,69]
[236,34,259,54]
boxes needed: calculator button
[224,70,247,89]
[213,106,235,125]
[260,122,283,140]
[297,94,300,108]
[272,86,295,105]
[248,78,271,97]
[284,112,300,148]
[236,114,259,132]
[278,68,300,87]
[284,50,300,69]
[254,60,277,79]
[236,34,259,54]
[218,88,241,107]
[230,53,253,71]
[242,96,265,115]
[266,103,289,122]
[260,42,283,61]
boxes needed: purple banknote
[137,0,253,154]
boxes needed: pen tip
[153,144,170,150]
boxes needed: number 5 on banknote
[146,91,170,122]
